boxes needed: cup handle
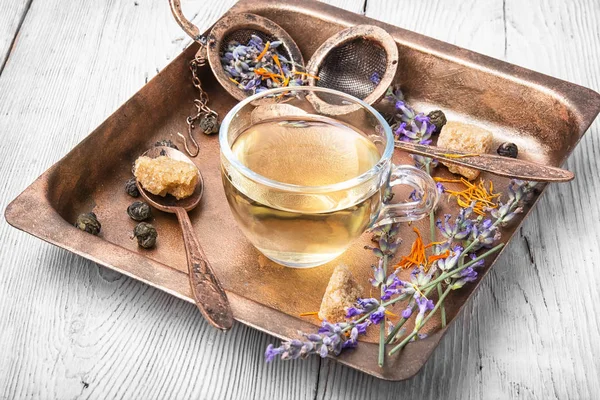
[169,0,203,43]
[372,164,439,228]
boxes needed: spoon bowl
[136,146,204,212]
[135,146,233,331]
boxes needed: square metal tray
[5,0,600,380]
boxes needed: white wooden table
[1,0,599,398]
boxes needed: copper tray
[5,0,600,381]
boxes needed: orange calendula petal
[294,71,320,80]
[299,311,319,317]
[441,153,480,159]
[428,250,450,264]
[255,41,270,62]
[272,54,285,76]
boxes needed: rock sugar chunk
[437,121,494,180]
[134,156,198,200]
[318,265,363,322]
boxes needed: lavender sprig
[385,87,440,170]
[265,319,371,362]
[386,180,537,353]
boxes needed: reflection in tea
[222,116,383,267]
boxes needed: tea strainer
[169,1,304,105]
[305,25,398,115]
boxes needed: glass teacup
[219,87,439,268]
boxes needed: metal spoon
[395,141,574,182]
[136,146,233,331]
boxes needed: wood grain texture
[0,0,31,74]
[0,0,599,399]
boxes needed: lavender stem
[426,162,446,328]
[389,285,453,356]
[385,243,504,343]
[378,255,389,367]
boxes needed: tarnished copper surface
[5,0,600,381]
[169,0,203,43]
[137,146,233,331]
[396,141,575,182]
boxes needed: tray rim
[5,0,600,381]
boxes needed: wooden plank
[314,0,600,399]
[0,0,31,74]
[0,0,321,399]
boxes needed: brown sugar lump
[318,265,363,322]
[134,156,198,200]
[437,121,494,180]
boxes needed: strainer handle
[169,0,203,43]
[372,165,439,228]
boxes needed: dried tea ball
[154,139,179,150]
[125,177,140,197]
[75,212,101,235]
[497,142,519,158]
[427,110,447,134]
[133,222,157,248]
[127,201,152,221]
[199,114,219,135]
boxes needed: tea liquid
[223,116,382,267]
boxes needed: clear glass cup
[219,87,439,268]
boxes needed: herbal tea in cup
[220,87,438,268]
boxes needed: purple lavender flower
[370,72,381,84]
[437,205,475,241]
[355,320,371,334]
[391,98,437,172]
[225,65,241,78]
[357,298,380,310]
[460,267,478,280]
[491,180,537,226]
[369,306,386,325]
[243,77,261,90]
[265,318,371,362]
[319,344,328,357]
[470,217,500,250]
[381,274,407,300]
[385,274,404,290]
[369,260,386,287]
[402,307,413,319]
[414,294,435,329]
[345,307,363,318]
[409,189,423,202]
[436,182,445,194]
[342,328,359,349]
[469,253,485,268]
[265,344,283,362]
[435,245,463,271]
[416,296,434,313]
[410,268,432,287]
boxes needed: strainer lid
[206,13,305,105]
[305,25,398,115]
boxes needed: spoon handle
[174,207,234,331]
[395,141,574,183]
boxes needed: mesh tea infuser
[169,0,304,156]
[305,25,399,115]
